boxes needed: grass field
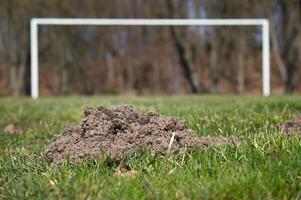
[1,95,301,199]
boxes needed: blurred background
[0,0,300,97]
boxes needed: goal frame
[30,18,270,98]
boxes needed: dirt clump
[281,115,301,136]
[45,105,239,164]
[3,124,23,135]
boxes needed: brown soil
[281,115,301,136]
[45,105,239,164]
[3,124,23,135]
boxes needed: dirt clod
[281,115,301,136]
[3,124,23,135]
[114,164,138,177]
[45,105,239,164]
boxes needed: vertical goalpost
[30,18,270,99]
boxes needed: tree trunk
[106,52,116,92]
[285,63,295,94]
[169,27,200,93]
[210,29,220,93]
[9,52,26,96]
[61,63,69,94]
[126,56,134,92]
[237,32,246,93]
[281,1,300,94]
[24,47,31,96]
[270,17,287,82]
[166,0,200,93]
[10,64,19,96]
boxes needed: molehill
[45,105,239,164]
[281,115,301,137]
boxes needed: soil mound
[281,115,301,136]
[45,105,239,164]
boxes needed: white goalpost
[30,18,270,99]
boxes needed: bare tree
[269,0,301,93]
[237,30,246,93]
[4,1,31,96]
[166,0,201,93]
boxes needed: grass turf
[1,95,301,199]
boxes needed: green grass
[1,95,301,200]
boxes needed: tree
[166,0,201,93]
[277,0,300,93]
[2,0,31,96]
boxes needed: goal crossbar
[30,18,270,98]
